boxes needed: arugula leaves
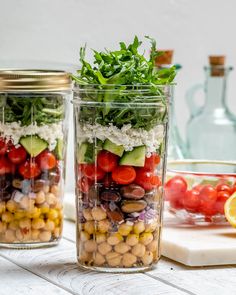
[0,94,64,126]
[72,36,176,130]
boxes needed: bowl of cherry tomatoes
[164,160,236,225]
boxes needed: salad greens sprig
[0,95,64,126]
[72,36,176,131]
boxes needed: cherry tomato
[135,168,160,190]
[217,191,230,200]
[169,198,184,210]
[77,176,92,193]
[103,173,114,188]
[199,185,217,204]
[97,150,118,172]
[8,146,27,164]
[199,202,217,217]
[36,150,57,170]
[19,160,41,179]
[0,157,15,175]
[216,183,232,194]
[165,176,187,201]
[192,184,203,192]
[83,164,105,181]
[143,153,160,171]
[0,138,7,156]
[183,189,200,212]
[112,166,136,185]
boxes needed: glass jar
[73,84,172,272]
[0,70,71,248]
[165,160,236,225]
[186,57,236,160]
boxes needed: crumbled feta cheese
[78,123,164,155]
[0,122,63,151]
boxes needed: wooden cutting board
[64,195,236,267]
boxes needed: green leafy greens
[72,36,176,130]
[0,94,64,126]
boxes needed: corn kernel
[0,202,6,214]
[47,209,59,220]
[14,211,25,220]
[118,223,132,236]
[6,200,18,213]
[32,218,45,230]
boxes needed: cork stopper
[155,50,174,66]
[209,55,225,76]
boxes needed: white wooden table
[1,220,236,295]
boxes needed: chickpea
[84,221,95,235]
[35,191,46,204]
[0,202,6,214]
[80,231,90,242]
[131,243,146,257]
[145,221,158,233]
[139,232,153,246]
[106,252,122,267]
[6,200,18,213]
[114,242,131,254]
[2,212,14,223]
[133,221,145,234]
[141,251,154,266]
[47,209,59,220]
[122,253,137,268]
[39,231,52,242]
[0,221,6,233]
[91,207,107,221]
[94,252,105,266]
[53,227,61,239]
[84,240,97,252]
[16,228,31,241]
[19,218,31,229]
[118,223,133,236]
[98,242,112,256]
[31,229,40,240]
[5,229,16,243]
[107,233,123,246]
[79,250,92,263]
[54,202,63,210]
[126,234,139,246]
[44,220,55,231]
[97,219,110,233]
[19,196,34,210]
[46,193,57,207]
[83,208,93,221]
[8,220,19,230]
[95,233,106,244]
[32,218,45,230]
[147,240,158,252]
[51,185,60,197]
[43,185,50,194]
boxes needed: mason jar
[73,84,172,272]
[0,70,71,248]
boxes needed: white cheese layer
[78,123,165,156]
[0,122,64,151]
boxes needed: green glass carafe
[186,56,236,161]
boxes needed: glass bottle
[186,56,236,161]
[155,50,186,160]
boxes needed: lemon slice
[224,192,236,227]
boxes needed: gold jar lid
[0,69,72,92]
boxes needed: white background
[1,0,236,192]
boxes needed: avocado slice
[103,139,124,157]
[20,135,48,157]
[120,146,146,167]
[55,139,63,160]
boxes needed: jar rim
[0,69,72,92]
[167,159,236,177]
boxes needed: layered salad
[73,37,176,270]
[0,94,66,245]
